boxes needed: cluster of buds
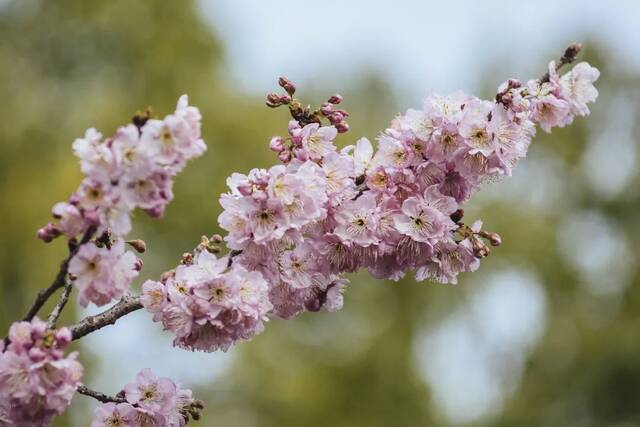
[267,77,351,163]
[266,76,350,131]
[454,218,502,259]
[198,234,224,254]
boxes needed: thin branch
[69,294,143,341]
[47,282,73,328]
[22,226,96,322]
[77,385,127,404]
[540,42,583,83]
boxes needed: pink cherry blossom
[68,240,140,307]
[0,319,83,427]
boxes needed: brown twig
[47,282,73,328]
[77,385,127,404]
[22,226,96,322]
[540,42,583,83]
[69,294,143,341]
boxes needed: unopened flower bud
[210,234,223,244]
[278,76,296,95]
[126,239,147,253]
[450,209,464,223]
[37,223,62,243]
[278,150,292,163]
[471,237,490,258]
[290,130,303,147]
[304,296,322,312]
[501,92,513,105]
[564,42,582,61]
[480,231,502,246]
[237,181,253,196]
[160,269,175,283]
[507,79,522,89]
[328,94,343,104]
[145,205,164,218]
[134,258,144,271]
[329,112,344,125]
[266,92,281,108]
[288,120,301,133]
[320,102,333,116]
[269,136,285,152]
[280,94,292,104]
[335,121,350,134]
[181,252,194,265]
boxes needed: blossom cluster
[141,243,273,352]
[36,96,205,308]
[37,95,206,241]
[91,368,204,427]
[68,239,142,307]
[140,60,598,353]
[0,318,83,427]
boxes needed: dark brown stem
[69,294,142,340]
[47,282,73,328]
[22,226,96,322]
[540,42,582,83]
[77,385,127,404]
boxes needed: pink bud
[269,136,285,152]
[508,79,522,89]
[328,94,343,105]
[279,94,292,104]
[181,252,194,265]
[145,205,164,218]
[237,182,253,196]
[28,347,47,362]
[487,232,502,246]
[278,76,296,95]
[320,102,333,116]
[134,258,144,271]
[329,112,344,124]
[266,92,281,108]
[304,296,322,312]
[471,238,490,258]
[37,223,61,243]
[55,328,72,346]
[278,150,292,163]
[335,121,350,134]
[127,239,147,253]
[287,120,301,133]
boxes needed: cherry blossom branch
[540,42,582,83]
[76,385,126,404]
[47,282,73,328]
[69,294,142,340]
[23,226,96,323]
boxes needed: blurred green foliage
[1,1,639,426]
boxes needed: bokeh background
[1,1,639,426]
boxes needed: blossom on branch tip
[39,95,206,241]
[90,368,203,427]
[0,318,82,427]
[68,240,140,307]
